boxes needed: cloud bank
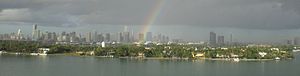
[0,0,300,30]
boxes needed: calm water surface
[1,53,300,76]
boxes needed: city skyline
[1,24,300,45]
[1,0,300,43]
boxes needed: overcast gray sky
[0,0,300,43]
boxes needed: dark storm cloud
[0,0,300,30]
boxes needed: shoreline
[1,52,293,61]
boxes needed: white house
[258,52,267,57]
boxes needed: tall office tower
[294,37,300,45]
[286,40,293,45]
[124,26,128,32]
[230,34,233,43]
[138,33,144,42]
[52,32,57,41]
[209,32,217,45]
[217,36,225,44]
[93,31,98,42]
[105,33,110,42]
[69,32,76,42]
[166,36,169,42]
[98,34,104,42]
[32,24,38,41]
[145,32,152,41]
[157,34,162,42]
[86,32,92,42]
[37,30,41,40]
[118,32,124,42]
[130,29,135,42]
[17,29,22,40]
[162,35,166,43]
[123,32,130,43]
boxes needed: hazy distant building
[17,29,22,40]
[86,32,92,42]
[118,32,123,42]
[93,31,98,42]
[286,40,293,45]
[37,30,41,40]
[97,34,104,42]
[217,36,225,44]
[209,32,216,45]
[138,33,144,42]
[123,32,130,43]
[294,37,300,45]
[145,32,152,41]
[32,24,38,41]
[105,33,110,42]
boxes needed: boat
[39,53,47,56]
[30,53,47,56]
[293,50,300,52]
[275,57,280,60]
[15,52,21,55]
[232,58,240,62]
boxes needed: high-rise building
[37,30,41,40]
[124,26,128,32]
[98,34,104,42]
[86,32,92,42]
[138,33,144,42]
[217,36,225,44]
[123,32,130,43]
[145,32,152,41]
[118,32,123,42]
[17,29,22,40]
[294,37,300,45]
[209,32,216,45]
[32,24,38,41]
[286,40,293,45]
[93,31,98,42]
[105,33,110,42]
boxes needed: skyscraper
[209,32,216,45]
[123,32,130,43]
[138,33,144,42]
[217,36,225,44]
[93,31,98,42]
[105,33,110,42]
[294,37,300,45]
[32,24,38,41]
[86,32,92,42]
[145,32,152,41]
[17,28,22,40]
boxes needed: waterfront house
[137,52,145,58]
[258,52,267,57]
[192,52,205,58]
[230,53,239,58]
[31,48,50,55]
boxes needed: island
[0,40,296,61]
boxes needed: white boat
[275,57,280,60]
[233,58,240,62]
[30,53,39,55]
[39,53,47,56]
[15,52,21,55]
[30,53,47,56]
[293,50,300,52]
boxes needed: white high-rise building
[17,28,22,40]
[101,41,105,47]
[32,24,38,41]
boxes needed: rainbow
[140,0,166,35]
